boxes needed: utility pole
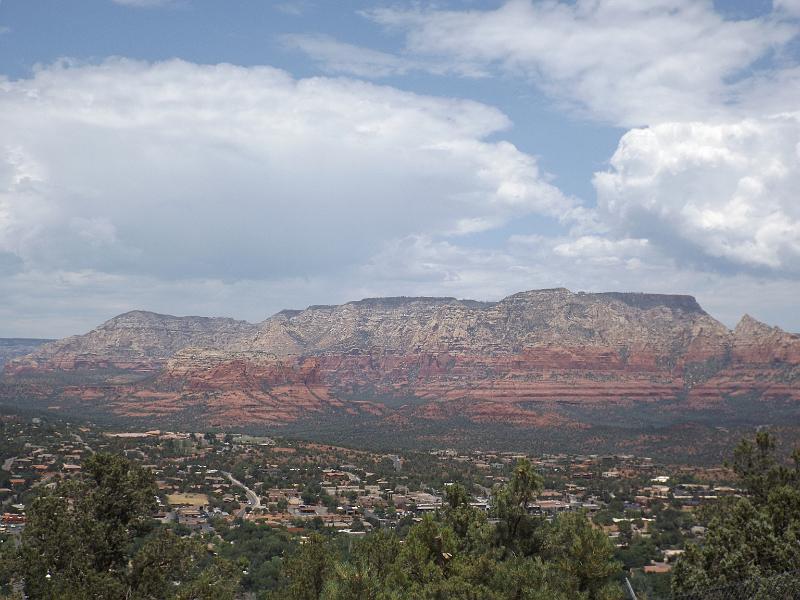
[624,577,638,600]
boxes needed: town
[0,412,745,597]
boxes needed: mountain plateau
[3,289,798,458]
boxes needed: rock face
[247,290,726,356]
[3,289,799,430]
[7,311,256,373]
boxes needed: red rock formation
[3,290,799,429]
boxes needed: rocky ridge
[3,289,799,431]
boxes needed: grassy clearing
[166,492,209,506]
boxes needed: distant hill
[2,288,799,459]
[0,338,54,369]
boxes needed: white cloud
[0,58,574,334]
[366,0,796,126]
[2,35,799,336]
[337,1,800,295]
[732,66,800,117]
[0,267,346,337]
[351,3,798,296]
[280,34,417,78]
[7,232,798,338]
[774,0,800,17]
[358,233,800,331]
[549,236,650,269]
[594,115,800,275]
[281,33,489,79]
[274,1,315,17]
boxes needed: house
[663,549,685,562]
[530,500,570,517]
[644,562,672,574]
[1,513,25,524]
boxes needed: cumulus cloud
[366,0,796,126]
[594,115,800,275]
[0,58,575,334]
[357,233,800,331]
[3,3,800,336]
[347,1,800,297]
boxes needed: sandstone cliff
[7,311,256,374]
[3,289,798,431]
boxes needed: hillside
[0,338,54,369]
[2,288,799,455]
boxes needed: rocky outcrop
[3,289,799,429]
[243,289,728,356]
[683,315,800,406]
[6,311,256,374]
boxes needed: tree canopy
[9,452,241,599]
[673,432,800,596]
[274,459,622,600]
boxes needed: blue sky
[1,0,799,336]
[0,0,625,201]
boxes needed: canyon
[2,288,799,454]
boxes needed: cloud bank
[3,1,800,336]
[362,0,796,126]
[0,59,575,335]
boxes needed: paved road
[223,471,261,518]
[72,432,95,454]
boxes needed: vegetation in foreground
[1,456,622,599]
[277,461,621,600]
[672,431,800,597]
[1,453,240,599]
[0,432,798,599]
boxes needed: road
[72,432,95,454]
[223,471,261,518]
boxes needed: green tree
[616,537,659,570]
[442,483,492,552]
[673,432,800,596]
[489,556,572,600]
[17,453,241,599]
[730,431,800,503]
[320,561,382,600]
[280,534,337,600]
[19,453,157,598]
[541,511,621,600]
[271,459,624,600]
[493,459,544,555]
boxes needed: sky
[1,0,799,337]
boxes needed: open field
[166,492,208,506]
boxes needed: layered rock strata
[5,289,799,428]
